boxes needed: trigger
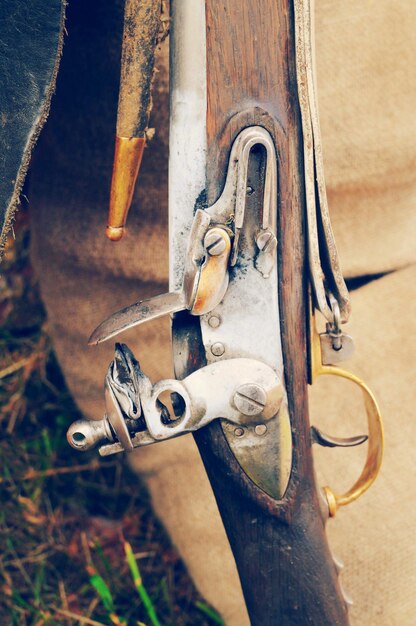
[311,426,368,448]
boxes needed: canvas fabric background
[28,1,415,624]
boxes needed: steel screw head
[204,230,227,256]
[234,383,267,417]
[234,427,244,437]
[255,424,267,436]
[211,342,225,357]
[208,315,221,328]
[256,230,273,251]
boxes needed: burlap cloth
[28,1,415,624]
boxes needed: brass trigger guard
[310,312,384,517]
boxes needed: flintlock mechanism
[70,125,293,500]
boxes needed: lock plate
[190,126,292,498]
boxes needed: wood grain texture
[117,0,160,137]
[186,1,350,623]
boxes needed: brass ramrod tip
[106,225,125,242]
[106,135,146,242]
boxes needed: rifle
[67,1,384,623]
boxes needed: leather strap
[294,0,350,323]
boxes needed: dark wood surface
[185,2,350,624]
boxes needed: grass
[0,208,224,626]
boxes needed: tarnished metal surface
[201,126,278,276]
[88,217,231,343]
[319,332,355,365]
[104,383,134,452]
[190,227,231,315]
[169,0,207,293]
[319,294,355,364]
[69,349,284,446]
[67,416,113,451]
[199,126,292,498]
[222,405,291,500]
[88,291,186,345]
[67,342,290,497]
[311,426,367,449]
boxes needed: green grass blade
[89,572,115,613]
[41,427,53,459]
[124,541,162,626]
[93,540,113,578]
[195,601,225,625]
[34,562,45,605]
[89,571,128,625]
